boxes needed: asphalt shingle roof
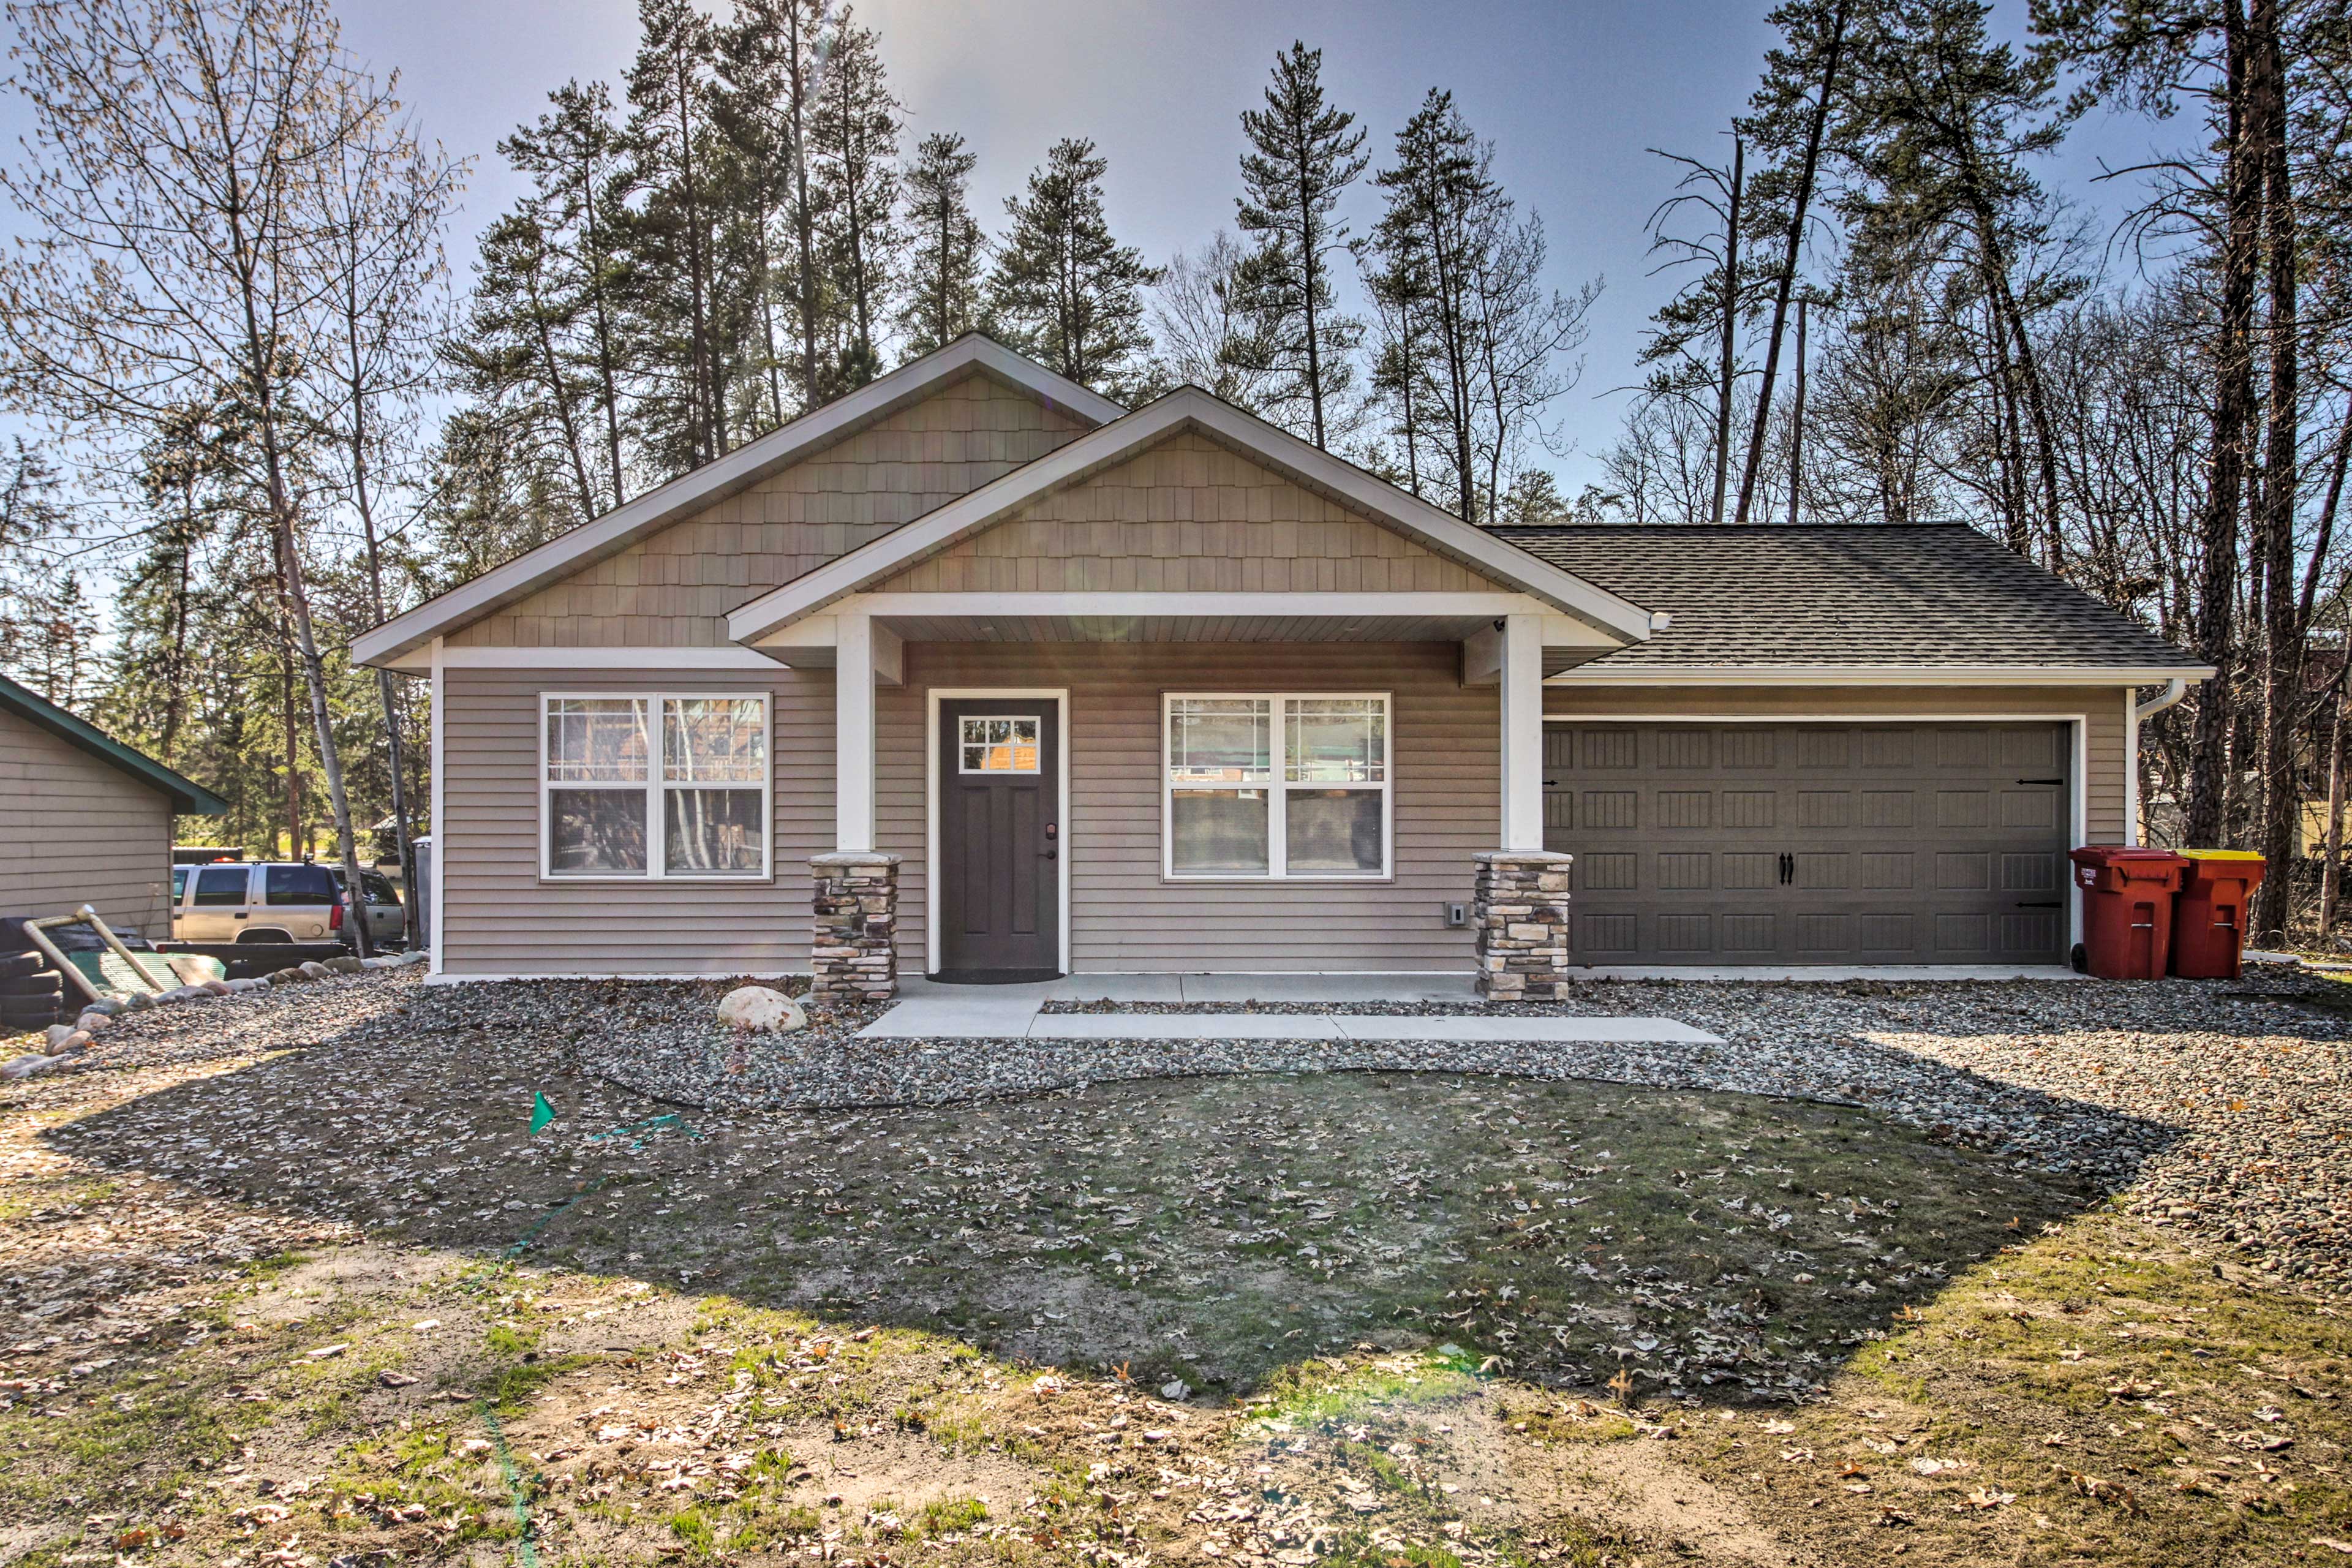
[1493,522,2208,673]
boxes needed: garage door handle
[2016,777,2065,786]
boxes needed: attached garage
[1541,720,2075,966]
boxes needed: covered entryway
[934,695,1063,982]
[1542,720,2073,965]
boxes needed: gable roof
[0,674,227,813]
[1496,523,2212,679]
[350,336,1125,669]
[725,387,1662,645]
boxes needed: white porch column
[1498,612,1544,852]
[834,611,876,854]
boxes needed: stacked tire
[0,952,64,1035]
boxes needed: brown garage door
[1541,722,2071,965]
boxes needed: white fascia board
[1544,663,2217,687]
[351,336,1123,669]
[725,389,1659,646]
[435,645,788,669]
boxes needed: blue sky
[9,0,2174,493]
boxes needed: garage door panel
[1544,721,2070,966]
[1657,851,1711,889]
[1580,851,1638,890]
[1657,791,1711,827]
[1583,791,1638,829]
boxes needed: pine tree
[1232,42,1368,448]
[623,0,730,469]
[897,131,986,356]
[810,9,903,388]
[1364,92,1496,519]
[500,81,638,508]
[986,138,1161,396]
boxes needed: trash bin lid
[2067,845,2189,864]
[2177,848,2265,862]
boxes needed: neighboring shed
[0,674,227,939]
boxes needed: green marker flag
[530,1091,556,1134]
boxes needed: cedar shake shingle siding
[450,374,1090,649]
[872,431,1495,595]
[0,707,175,938]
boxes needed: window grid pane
[665,786,766,873]
[664,698,767,783]
[959,715,1040,774]
[1169,698,1270,783]
[1170,788,1271,874]
[549,788,649,875]
[548,698,649,782]
[1286,698,1386,783]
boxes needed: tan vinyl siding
[0,710,174,937]
[1542,684,2131,842]
[878,641,1494,973]
[873,431,1498,594]
[450,374,1090,649]
[439,667,831,976]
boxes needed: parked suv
[168,861,403,949]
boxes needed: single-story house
[350,336,2211,997]
[0,673,228,939]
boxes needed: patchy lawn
[1,973,2348,1566]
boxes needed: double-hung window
[1164,693,1389,878]
[542,695,771,879]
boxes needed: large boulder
[716,985,807,1035]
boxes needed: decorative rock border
[0,948,428,1080]
[1472,850,1574,1002]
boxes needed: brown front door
[937,697,1061,981]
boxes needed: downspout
[2135,677,2190,722]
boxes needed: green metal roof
[0,673,228,815]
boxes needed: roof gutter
[2135,677,2190,721]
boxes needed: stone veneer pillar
[811,853,900,1003]
[1473,850,1573,1001]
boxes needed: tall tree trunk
[673,48,718,463]
[1300,156,1327,450]
[578,156,629,507]
[1735,0,1850,522]
[2323,675,2350,945]
[1787,296,1806,527]
[2253,0,2301,937]
[2182,0,2263,850]
[1712,138,1743,527]
[788,6,820,407]
[341,303,399,956]
[281,630,300,856]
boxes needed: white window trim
[1162,691,1393,881]
[538,692,774,882]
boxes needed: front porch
[774,608,1601,1001]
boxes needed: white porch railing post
[1499,612,1544,851]
[834,612,875,854]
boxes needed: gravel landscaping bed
[11,964,2350,1293]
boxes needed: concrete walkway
[862,974,1722,1044]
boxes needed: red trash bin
[2169,850,2267,980]
[2068,847,2188,979]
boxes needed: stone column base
[812,853,900,1003]
[1474,850,1573,1001]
